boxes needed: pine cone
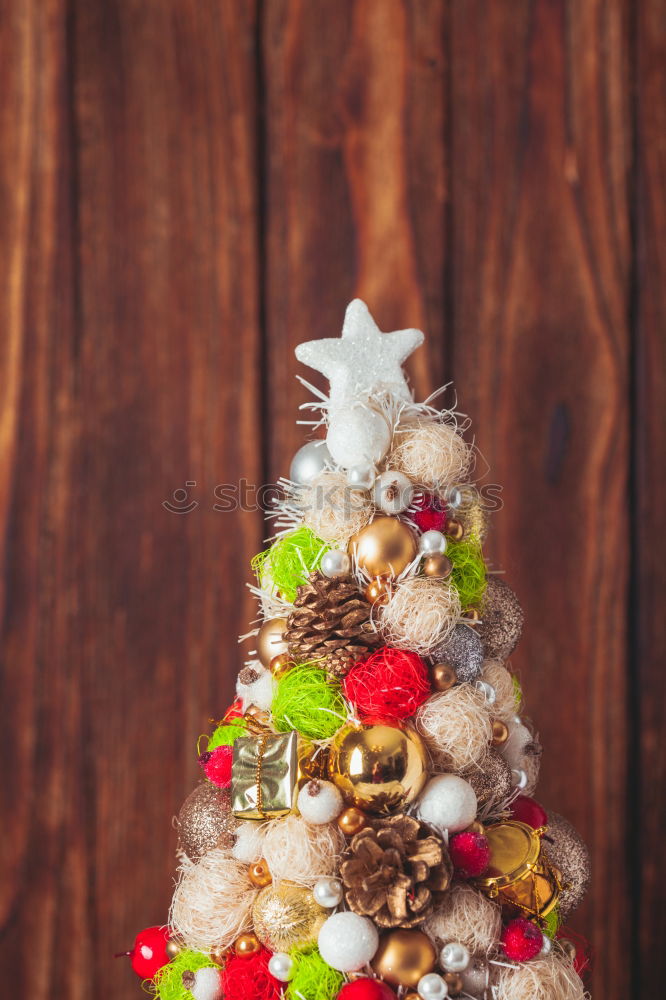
[340,814,452,928]
[285,572,381,676]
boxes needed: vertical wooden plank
[635,1,666,993]
[262,0,449,482]
[449,1,631,993]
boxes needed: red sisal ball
[224,699,244,721]
[343,648,431,721]
[199,745,233,787]
[412,493,448,533]
[120,925,171,979]
[509,794,548,830]
[501,919,544,962]
[222,947,282,1000]
[449,831,491,877]
[338,979,397,1000]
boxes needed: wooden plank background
[0,1,663,996]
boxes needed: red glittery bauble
[509,794,548,830]
[501,919,544,962]
[222,947,282,1000]
[412,493,448,533]
[449,831,491,877]
[343,648,431,721]
[338,979,397,1000]
[124,925,171,979]
[199,745,233,787]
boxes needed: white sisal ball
[326,404,392,468]
[416,774,477,834]
[232,821,267,863]
[190,967,223,1000]
[298,780,344,824]
[318,912,379,971]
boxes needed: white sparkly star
[295,299,424,408]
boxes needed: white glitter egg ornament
[188,967,223,1000]
[326,405,392,468]
[297,779,344,824]
[416,774,477,833]
[318,911,379,971]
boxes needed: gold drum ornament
[473,820,561,918]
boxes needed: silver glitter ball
[431,624,484,683]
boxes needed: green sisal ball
[272,663,347,741]
[251,527,330,603]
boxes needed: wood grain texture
[635,0,666,994]
[449,3,631,994]
[0,0,660,996]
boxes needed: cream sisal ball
[389,419,473,491]
[262,813,345,886]
[423,884,502,955]
[415,685,492,772]
[170,850,257,952]
[300,470,374,544]
[381,576,461,654]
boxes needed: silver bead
[474,679,497,705]
[440,942,470,973]
[346,463,376,491]
[372,470,414,514]
[538,934,552,958]
[289,441,331,485]
[419,529,447,555]
[320,550,351,578]
[417,973,448,1000]
[447,487,463,509]
[312,877,344,908]
[268,952,294,982]
[511,768,528,789]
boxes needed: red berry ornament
[199,745,233,787]
[509,794,548,830]
[501,918,544,962]
[119,925,171,979]
[449,831,491,877]
[412,493,448,533]
[224,698,244,721]
[338,979,397,1000]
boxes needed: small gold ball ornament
[329,721,428,815]
[252,883,327,952]
[431,662,457,691]
[350,517,418,578]
[491,720,509,745]
[371,929,438,987]
[234,932,261,957]
[165,937,182,960]
[336,806,369,836]
[444,972,464,995]
[248,859,273,887]
[257,617,289,666]
[364,575,393,605]
[445,519,464,541]
[210,945,229,966]
[422,554,453,579]
[269,652,292,679]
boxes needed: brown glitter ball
[462,749,513,811]
[477,578,524,659]
[177,784,240,861]
[541,810,591,920]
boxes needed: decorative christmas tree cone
[124,301,591,1000]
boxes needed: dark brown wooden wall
[1,1,663,997]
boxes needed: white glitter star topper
[295,299,424,469]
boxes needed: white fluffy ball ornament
[232,821,267,863]
[236,662,274,712]
[416,774,477,833]
[188,967,223,1000]
[297,779,344,824]
[318,911,379,971]
[326,405,392,468]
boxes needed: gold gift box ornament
[231,730,326,820]
[473,820,562,919]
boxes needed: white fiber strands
[492,952,588,1000]
[300,470,374,544]
[423,884,502,955]
[415,685,492,772]
[380,576,461,654]
[170,850,257,952]
[480,659,520,720]
[389,419,473,492]
[262,814,345,886]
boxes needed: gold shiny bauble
[257,617,289,666]
[269,652,293,678]
[444,972,464,995]
[371,929,438,987]
[243,705,272,732]
[336,806,369,836]
[350,517,418,578]
[248,859,273,887]
[234,932,262,957]
[403,993,420,1000]
[364,575,393,605]
[491,720,509,745]
[445,519,464,541]
[474,820,560,918]
[165,938,182,960]
[328,721,428,815]
[252,883,327,952]
[466,820,486,835]
[431,662,457,691]
[422,554,453,579]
